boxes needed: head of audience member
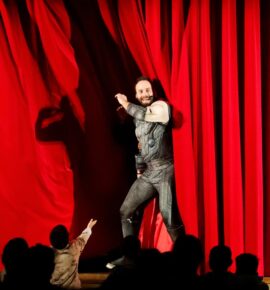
[209,245,233,273]
[50,224,69,250]
[172,234,204,275]
[2,237,29,275]
[24,244,55,287]
[235,253,259,276]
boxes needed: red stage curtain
[244,0,264,274]
[98,0,268,274]
[262,0,270,275]
[0,0,144,270]
[1,0,270,276]
[185,0,219,267]
[221,0,244,271]
[0,0,81,268]
[25,0,85,126]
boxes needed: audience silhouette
[198,245,237,290]
[1,237,28,290]
[169,234,204,290]
[22,244,57,290]
[1,232,269,290]
[101,235,141,290]
[235,253,268,290]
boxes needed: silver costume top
[127,100,173,164]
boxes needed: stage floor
[80,273,109,288]
[79,273,270,289]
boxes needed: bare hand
[87,218,97,230]
[115,93,128,106]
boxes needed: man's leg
[120,178,156,238]
[106,178,156,269]
[156,164,185,242]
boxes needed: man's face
[135,80,154,106]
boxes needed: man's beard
[139,95,154,106]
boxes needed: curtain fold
[244,0,263,274]
[262,0,270,275]
[171,0,199,238]
[145,0,171,97]
[197,0,219,265]
[118,0,157,78]
[26,0,84,126]
[221,0,244,270]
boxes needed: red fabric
[145,0,171,97]
[98,0,122,44]
[171,37,198,238]
[118,0,157,79]
[171,1,198,236]
[197,0,219,265]
[262,0,270,275]
[26,0,85,127]
[0,0,80,268]
[171,0,199,238]
[222,0,244,270]
[244,0,264,274]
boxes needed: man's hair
[134,76,153,89]
[50,224,69,250]
[135,75,152,83]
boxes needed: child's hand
[88,218,97,230]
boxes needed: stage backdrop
[0,0,270,275]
